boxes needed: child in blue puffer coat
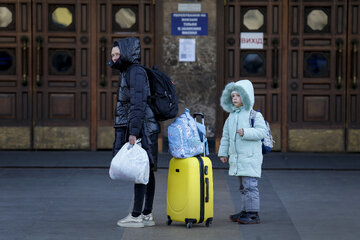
[218,79,267,224]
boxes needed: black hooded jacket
[108,37,160,140]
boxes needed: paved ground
[1,151,360,240]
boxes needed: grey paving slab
[0,151,113,168]
[265,170,360,240]
[262,153,360,170]
[0,169,130,240]
[227,171,302,240]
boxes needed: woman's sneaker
[142,213,155,226]
[230,211,247,222]
[237,212,260,224]
[117,213,144,228]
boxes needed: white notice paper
[179,39,196,62]
[240,32,264,49]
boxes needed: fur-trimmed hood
[220,80,254,113]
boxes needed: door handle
[21,36,28,86]
[35,36,43,87]
[100,37,107,87]
[272,39,279,89]
[336,39,343,89]
[352,40,358,89]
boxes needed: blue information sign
[171,13,208,36]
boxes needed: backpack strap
[126,64,151,96]
[249,109,260,127]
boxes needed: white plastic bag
[109,139,149,184]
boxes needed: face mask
[108,57,123,70]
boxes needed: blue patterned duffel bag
[168,108,204,158]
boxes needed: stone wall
[161,0,217,142]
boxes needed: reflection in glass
[244,9,264,30]
[52,7,73,28]
[0,51,12,71]
[243,53,264,74]
[52,51,72,73]
[307,10,328,31]
[0,7,12,28]
[115,8,136,29]
[306,53,328,76]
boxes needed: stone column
[160,0,217,152]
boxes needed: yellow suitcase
[166,155,214,228]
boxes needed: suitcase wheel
[167,216,172,226]
[205,219,212,227]
[186,222,192,229]
[185,219,196,229]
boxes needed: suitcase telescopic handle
[193,112,204,118]
[193,112,206,156]
[193,113,204,124]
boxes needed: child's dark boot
[229,211,247,222]
[237,212,260,224]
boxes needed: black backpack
[142,66,179,121]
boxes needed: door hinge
[153,0,156,5]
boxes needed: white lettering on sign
[181,18,198,22]
[173,13,206,17]
[184,23,197,26]
[240,32,264,49]
[171,13,208,36]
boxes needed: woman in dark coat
[108,37,160,228]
